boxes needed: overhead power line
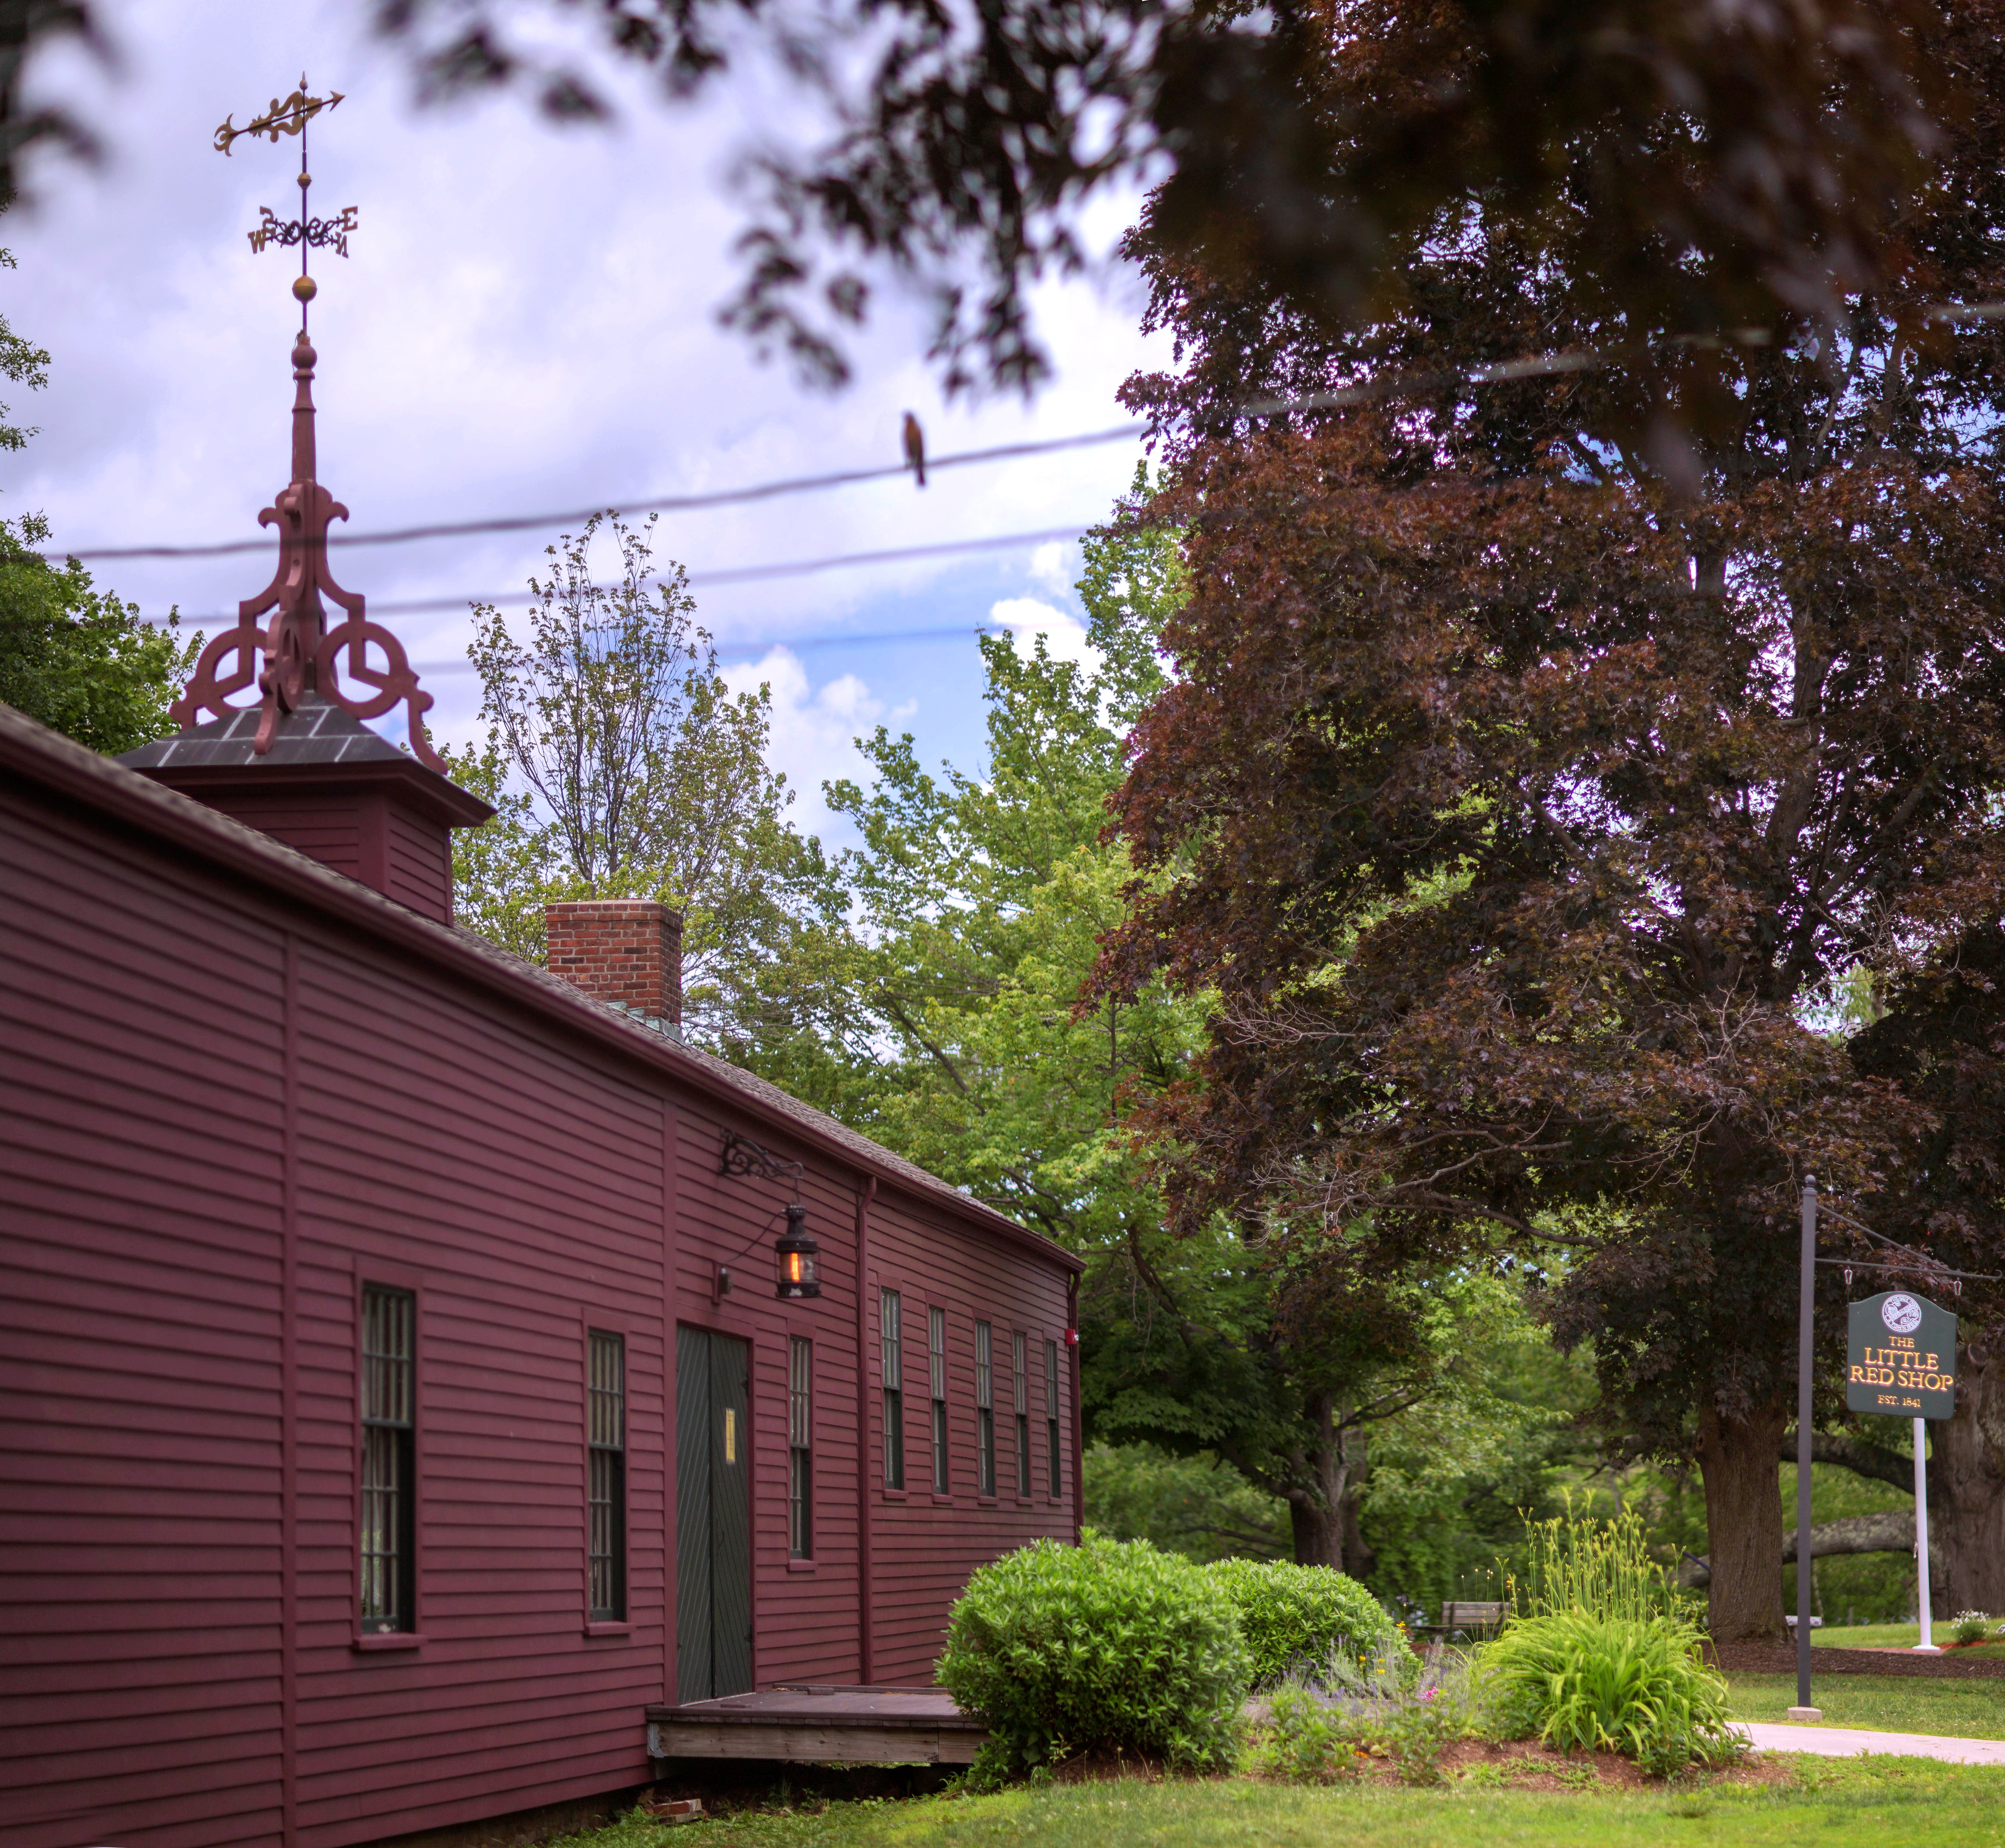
[50,428,1141,564]
[133,522,1089,624]
[49,298,2005,567]
[408,622,993,675]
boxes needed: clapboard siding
[0,720,1080,1848]
[862,1188,1075,1684]
[385,805,450,920]
[0,792,287,1848]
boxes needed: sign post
[1792,1177,1962,1719]
[1847,1287,1957,1653]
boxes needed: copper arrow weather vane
[215,77,357,333]
[170,78,443,768]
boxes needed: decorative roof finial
[170,81,441,769]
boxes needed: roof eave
[0,706,1082,1277]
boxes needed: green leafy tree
[451,511,824,1038]
[0,515,197,754]
[0,253,195,753]
[1082,1443,1292,1564]
[739,475,1581,1579]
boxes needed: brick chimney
[545,899,683,1035]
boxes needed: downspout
[1068,1272,1082,1542]
[855,1176,876,1683]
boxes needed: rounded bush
[937,1532,1251,1776]
[1205,1557,1414,1687]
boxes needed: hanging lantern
[774,1202,820,1299]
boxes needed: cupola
[121,329,491,923]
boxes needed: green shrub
[1952,1610,1992,1645]
[1258,1643,1472,1786]
[1206,1557,1413,1688]
[937,1532,1251,1781]
[1379,1667,1471,1786]
[1478,1609,1741,1775]
[1262,1683,1370,1784]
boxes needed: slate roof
[4,701,1079,1274]
[119,692,409,768]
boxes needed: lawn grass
[1816,1621,2005,1651]
[1726,1671,2005,1738]
[551,1758,2005,1848]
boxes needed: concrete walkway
[1740,1722,2005,1766]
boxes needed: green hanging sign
[1846,1291,1957,1421]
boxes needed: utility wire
[48,299,2005,567]
[404,623,986,674]
[132,522,1090,625]
[51,431,1140,564]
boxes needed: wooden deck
[646,1686,989,1766]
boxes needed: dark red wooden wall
[0,729,1078,1848]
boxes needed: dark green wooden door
[675,1326,752,1702]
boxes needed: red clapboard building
[0,331,1082,1848]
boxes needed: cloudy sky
[11,2,1167,842]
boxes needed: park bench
[1437,1601,1508,1641]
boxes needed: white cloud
[6,0,1171,807]
[988,596,1101,672]
[718,647,887,843]
[1028,541,1075,598]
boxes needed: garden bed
[981,1734,1795,1792]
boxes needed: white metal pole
[1913,1417,1940,1652]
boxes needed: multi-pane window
[360,1285,415,1633]
[975,1321,995,1496]
[1013,1332,1031,1495]
[1046,1338,1062,1497]
[588,1330,626,1621]
[881,1288,904,1490]
[789,1336,813,1558]
[929,1307,948,1494]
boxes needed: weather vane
[214,76,356,332]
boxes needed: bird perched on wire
[902,412,926,488]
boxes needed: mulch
[1418,1738,1794,1791]
[1708,1642,2005,1679]
[1049,1737,1790,1792]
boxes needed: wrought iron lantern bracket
[719,1132,806,1193]
[715,1134,819,1301]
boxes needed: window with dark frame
[1013,1331,1030,1495]
[1046,1337,1062,1497]
[360,1284,415,1634]
[975,1320,995,1496]
[929,1306,948,1494]
[587,1329,626,1621]
[881,1288,904,1490]
[789,1335,813,1558]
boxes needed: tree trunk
[1290,1496,1343,1568]
[1340,1481,1376,1581]
[1285,1396,1371,1574]
[1934,1342,2005,1616]
[1696,1402,1790,1642]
